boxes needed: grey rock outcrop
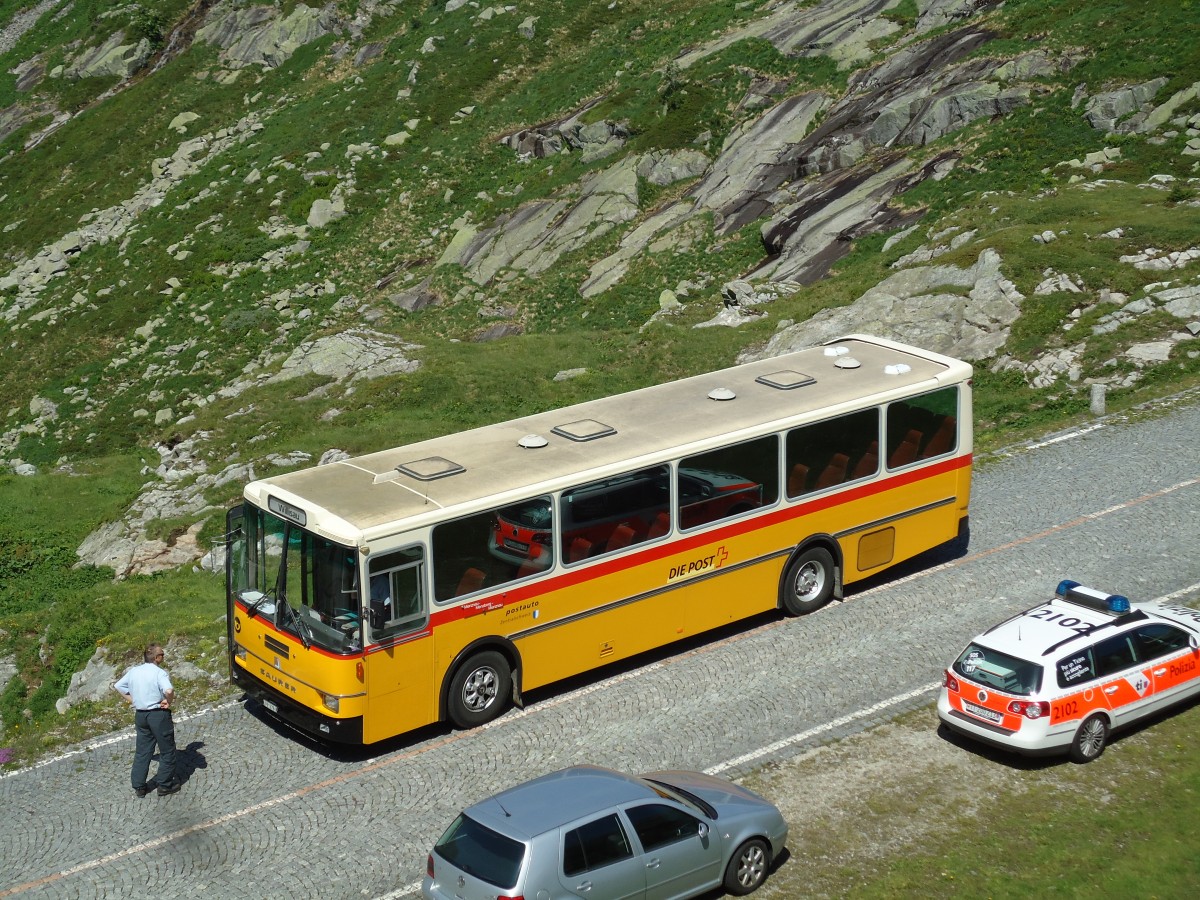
[1085,78,1168,133]
[57,647,117,714]
[439,156,640,286]
[197,3,343,70]
[742,248,1023,363]
[64,30,153,80]
[267,328,422,384]
[584,23,1050,297]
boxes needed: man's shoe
[157,782,181,796]
[134,785,152,798]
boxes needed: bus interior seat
[517,545,549,578]
[567,537,593,563]
[604,524,636,554]
[851,441,879,479]
[647,511,671,539]
[455,567,486,596]
[815,452,850,489]
[920,416,956,458]
[787,463,810,497]
[887,429,922,468]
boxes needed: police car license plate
[963,702,1002,723]
[263,699,278,713]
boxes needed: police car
[938,581,1200,762]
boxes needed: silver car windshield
[641,777,718,820]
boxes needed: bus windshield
[232,504,362,654]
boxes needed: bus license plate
[263,699,278,713]
[963,702,1002,723]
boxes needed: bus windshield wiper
[246,587,273,618]
[291,604,312,650]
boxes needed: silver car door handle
[575,881,593,892]
[1153,667,1167,676]
[1104,685,1119,694]
[646,858,661,869]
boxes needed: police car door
[1090,632,1153,726]
[1129,621,1200,715]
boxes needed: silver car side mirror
[697,822,709,839]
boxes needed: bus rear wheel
[448,650,511,729]
[781,546,835,616]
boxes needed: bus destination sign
[268,495,307,527]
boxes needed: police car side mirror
[1190,634,1199,651]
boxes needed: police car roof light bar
[1056,580,1132,615]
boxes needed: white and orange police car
[938,580,1200,762]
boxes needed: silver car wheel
[724,837,770,895]
[736,843,766,887]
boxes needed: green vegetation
[747,702,1200,898]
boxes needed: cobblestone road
[2,396,1199,899]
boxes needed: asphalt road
[2,394,1199,899]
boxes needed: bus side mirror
[369,598,389,630]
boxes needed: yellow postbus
[225,334,972,744]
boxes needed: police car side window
[1056,650,1094,689]
[1130,623,1191,660]
[1092,634,1137,678]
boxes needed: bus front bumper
[232,665,364,744]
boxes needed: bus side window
[680,435,778,529]
[786,408,878,499]
[886,387,958,468]
[433,497,555,601]
[562,466,669,560]
[368,547,426,640]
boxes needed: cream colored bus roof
[243,335,970,542]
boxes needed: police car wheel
[780,546,835,616]
[447,650,511,730]
[1069,713,1109,763]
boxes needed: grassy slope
[0,0,1197,763]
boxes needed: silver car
[422,765,788,899]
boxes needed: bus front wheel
[781,546,835,616]
[447,650,511,729]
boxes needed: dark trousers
[132,708,177,790]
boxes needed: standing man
[114,643,180,797]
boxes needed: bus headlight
[320,693,340,713]
[233,642,248,661]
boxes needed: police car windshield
[954,643,1042,696]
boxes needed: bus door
[363,546,436,741]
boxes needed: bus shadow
[839,531,970,600]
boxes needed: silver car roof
[465,765,655,838]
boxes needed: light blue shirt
[114,662,173,711]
